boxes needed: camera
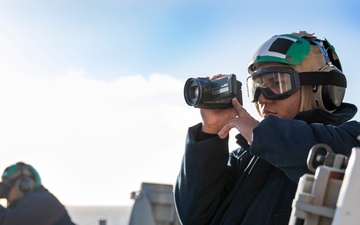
[0,181,11,198]
[183,74,243,108]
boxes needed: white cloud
[0,68,250,206]
[0,69,202,205]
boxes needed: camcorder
[183,74,243,108]
[0,180,12,198]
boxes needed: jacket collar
[294,102,358,125]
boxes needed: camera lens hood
[183,78,202,107]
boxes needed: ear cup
[17,176,34,193]
[304,38,346,112]
[319,66,346,111]
[321,65,346,111]
[321,83,346,111]
[15,162,36,194]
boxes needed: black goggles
[246,67,347,102]
[247,67,301,102]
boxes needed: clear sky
[0,0,359,206]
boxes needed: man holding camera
[0,162,76,225]
[174,31,360,224]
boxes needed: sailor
[174,31,360,225]
[0,162,76,225]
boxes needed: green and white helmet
[247,31,346,113]
[248,34,310,72]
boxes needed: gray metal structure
[289,144,360,225]
[129,182,181,225]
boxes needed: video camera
[183,74,243,108]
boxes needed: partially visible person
[0,161,76,225]
[174,31,360,225]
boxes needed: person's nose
[257,92,273,104]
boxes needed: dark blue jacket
[0,186,76,225]
[175,103,360,225]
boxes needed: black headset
[306,37,347,111]
[16,162,35,194]
[320,68,346,111]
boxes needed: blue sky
[0,0,359,206]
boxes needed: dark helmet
[0,162,42,198]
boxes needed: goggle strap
[299,71,347,87]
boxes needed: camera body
[184,74,243,108]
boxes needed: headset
[307,37,346,111]
[16,162,36,193]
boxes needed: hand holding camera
[183,74,243,134]
[183,74,258,141]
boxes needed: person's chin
[263,113,276,118]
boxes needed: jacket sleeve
[250,116,360,183]
[174,123,233,225]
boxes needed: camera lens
[184,78,201,106]
[190,86,199,99]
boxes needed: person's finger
[232,98,244,117]
[218,119,236,139]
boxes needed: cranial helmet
[247,31,347,113]
[0,162,42,198]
